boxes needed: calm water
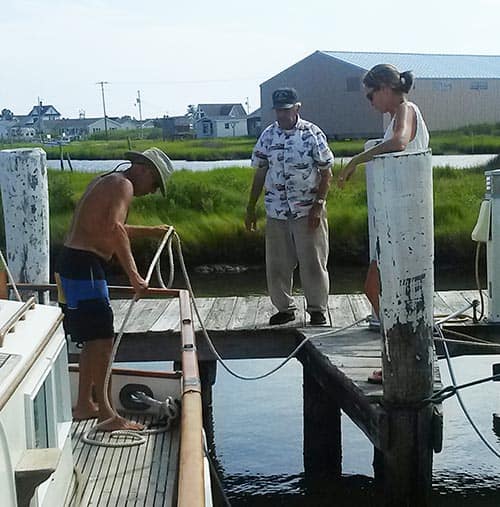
[211,355,500,506]
[124,268,500,506]
[46,154,498,173]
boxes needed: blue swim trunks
[55,246,114,343]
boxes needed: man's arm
[245,165,267,232]
[124,224,172,240]
[106,180,148,294]
[308,167,332,230]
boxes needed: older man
[56,148,173,430]
[245,88,334,326]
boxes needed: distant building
[43,117,121,140]
[246,108,262,137]
[9,125,37,140]
[26,104,61,123]
[161,116,192,139]
[260,51,500,138]
[194,103,247,138]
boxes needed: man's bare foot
[73,403,99,420]
[96,415,145,432]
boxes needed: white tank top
[383,101,429,152]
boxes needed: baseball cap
[272,87,300,109]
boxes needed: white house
[194,103,247,138]
[26,104,61,123]
[87,117,122,134]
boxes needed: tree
[1,108,14,120]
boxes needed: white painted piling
[0,149,50,298]
[370,148,434,506]
[371,148,434,380]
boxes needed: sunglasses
[366,89,378,102]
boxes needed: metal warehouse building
[260,51,500,138]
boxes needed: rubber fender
[432,404,444,453]
[119,383,154,411]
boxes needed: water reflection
[212,355,500,506]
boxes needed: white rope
[0,249,22,302]
[172,232,368,381]
[436,323,500,459]
[83,226,178,448]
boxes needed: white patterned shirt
[251,116,334,219]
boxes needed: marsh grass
[33,163,489,271]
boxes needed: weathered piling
[371,149,434,506]
[302,366,342,478]
[0,148,50,301]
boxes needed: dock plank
[226,296,260,331]
[150,299,180,333]
[348,293,372,324]
[328,294,356,328]
[204,296,237,330]
[191,297,216,331]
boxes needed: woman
[338,64,430,383]
[338,63,429,185]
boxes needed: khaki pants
[265,214,329,313]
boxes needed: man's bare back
[65,173,133,261]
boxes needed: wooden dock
[63,288,486,507]
[98,289,483,404]
[110,289,480,335]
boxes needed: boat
[0,282,213,507]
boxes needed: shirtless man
[55,147,173,431]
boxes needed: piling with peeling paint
[371,148,434,506]
[0,148,50,299]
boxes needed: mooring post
[301,360,342,479]
[0,148,50,302]
[371,149,434,506]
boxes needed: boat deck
[66,415,179,507]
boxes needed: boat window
[54,349,72,424]
[33,382,50,448]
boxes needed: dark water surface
[210,355,500,506]
[125,268,499,506]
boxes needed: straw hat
[124,147,173,196]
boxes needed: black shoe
[269,311,295,325]
[309,311,327,325]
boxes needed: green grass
[35,161,493,271]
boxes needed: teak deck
[66,416,179,507]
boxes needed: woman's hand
[337,160,357,189]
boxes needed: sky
[1,0,499,120]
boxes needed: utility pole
[96,81,109,139]
[136,90,143,138]
[136,90,143,122]
[37,97,43,140]
[245,97,250,114]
